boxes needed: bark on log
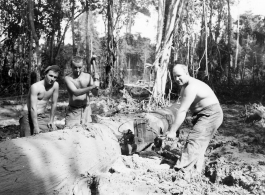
[0,106,177,194]
[0,123,120,195]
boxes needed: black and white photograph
[0,0,265,194]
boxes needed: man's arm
[48,82,59,130]
[29,85,40,134]
[167,85,197,140]
[64,76,96,96]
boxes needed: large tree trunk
[71,0,76,56]
[235,11,240,70]
[85,1,91,73]
[0,124,120,195]
[28,31,33,88]
[215,0,223,42]
[126,1,133,34]
[152,0,184,105]
[28,0,40,82]
[0,108,175,194]
[203,0,208,78]
[227,0,233,84]
[107,0,115,89]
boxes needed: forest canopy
[0,0,265,103]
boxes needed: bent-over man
[166,64,223,174]
[19,65,60,137]
[64,56,97,128]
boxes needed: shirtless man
[64,56,98,127]
[19,65,60,137]
[167,64,223,174]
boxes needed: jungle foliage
[0,0,265,103]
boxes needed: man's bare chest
[71,77,90,88]
[37,88,54,100]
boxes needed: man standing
[167,64,223,174]
[64,56,98,127]
[19,65,60,137]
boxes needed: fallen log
[0,123,121,195]
[0,104,178,194]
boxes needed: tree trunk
[49,32,55,64]
[191,34,197,77]
[156,0,165,54]
[85,2,90,73]
[71,0,76,56]
[227,0,233,84]
[215,0,223,42]
[28,0,40,82]
[107,0,115,90]
[55,21,70,61]
[252,53,255,84]
[203,0,208,79]
[152,0,184,106]
[240,56,244,81]
[28,31,33,88]
[234,11,240,69]
[0,125,120,195]
[126,1,133,34]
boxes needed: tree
[85,0,91,73]
[150,0,185,106]
[106,0,114,89]
[226,0,233,84]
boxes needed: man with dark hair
[20,65,60,137]
[64,56,98,127]
[166,64,223,175]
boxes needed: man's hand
[90,84,98,90]
[91,84,99,96]
[47,122,57,131]
[166,131,177,141]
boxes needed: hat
[44,65,60,74]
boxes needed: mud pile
[96,153,252,195]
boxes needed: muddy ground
[0,94,265,195]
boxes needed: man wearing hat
[19,65,60,137]
[64,56,98,128]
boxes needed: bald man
[167,64,223,175]
[64,56,98,128]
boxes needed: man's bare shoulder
[185,78,198,90]
[53,81,59,89]
[80,72,91,78]
[30,81,44,91]
[189,77,208,88]
[64,74,73,81]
